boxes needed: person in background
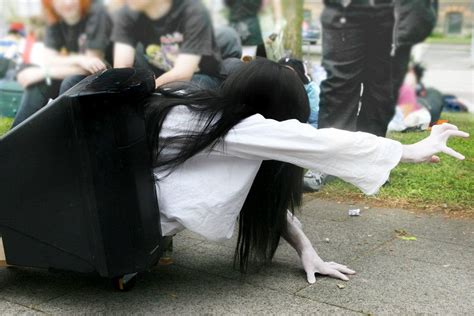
[225,0,267,58]
[318,0,436,137]
[278,57,319,128]
[112,0,223,90]
[387,64,432,132]
[12,0,112,128]
[278,57,327,192]
[0,23,26,79]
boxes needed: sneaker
[303,170,326,192]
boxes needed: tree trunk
[281,0,304,59]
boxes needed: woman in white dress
[144,59,468,283]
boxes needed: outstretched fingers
[306,268,348,283]
[328,262,356,275]
[440,129,470,141]
[306,263,356,284]
[442,146,465,160]
[439,130,469,160]
[432,123,459,135]
[327,270,350,281]
[439,123,459,130]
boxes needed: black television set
[0,68,163,290]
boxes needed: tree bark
[281,0,304,59]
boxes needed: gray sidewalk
[1,197,473,315]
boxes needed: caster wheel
[112,272,137,291]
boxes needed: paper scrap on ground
[348,209,360,216]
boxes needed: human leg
[215,25,242,59]
[59,75,88,94]
[318,6,368,131]
[191,74,222,90]
[391,45,412,103]
[12,80,61,127]
[356,7,395,136]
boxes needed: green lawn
[426,33,472,45]
[0,117,13,135]
[2,113,472,216]
[312,112,474,217]
[426,37,471,45]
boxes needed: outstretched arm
[154,54,201,88]
[221,119,469,195]
[283,212,355,284]
[17,47,107,88]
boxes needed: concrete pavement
[1,197,473,315]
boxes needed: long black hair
[144,59,310,272]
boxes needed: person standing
[318,0,436,137]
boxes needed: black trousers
[11,74,88,128]
[318,5,411,137]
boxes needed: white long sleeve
[155,107,402,240]
[218,114,402,195]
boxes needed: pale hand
[17,67,44,88]
[77,56,107,74]
[300,247,355,284]
[401,123,469,163]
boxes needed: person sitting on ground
[11,0,113,128]
[388,64,432,132]
[112,0,224,90]
[412,63,469,117]
[278,57,319,128]
[278,57,327,192]
[144,59,468,283]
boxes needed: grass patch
[426,33,472,45]
[0,117,13,136]
[311,112,474,218]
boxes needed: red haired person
[12,0,113,127]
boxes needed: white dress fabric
[154,106,403,241]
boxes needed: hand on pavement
[300,247,355,284]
